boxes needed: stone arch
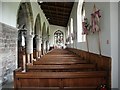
[33,14,41,51]
[17,2,34,34]
[42,22,47,39]
[47,26,49,36]
[34,14,41,36]
[17,2,34,67]
[41,22,47,55]
[46,26,50,52]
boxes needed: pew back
[14,69,107,89]
[27,64,97,72]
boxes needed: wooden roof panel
[38,2,74,27]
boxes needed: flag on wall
[82,17,91,35]
[91,4,101,33]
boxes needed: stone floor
[2,81,13,89]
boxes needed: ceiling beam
[43,9,69,15]
[50,22,67,26]
[41,4,71,12]
[41,3,73,10]
[50,19,67,23]
[38,2,74,27]
[46,14,69,19]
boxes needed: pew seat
[33,60,87,65]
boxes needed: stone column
[46,40,49,53]
[36,36,42,59]
[44,40,47,55]
[41,38,45,55]
[22,55,26,72]
[26,34,34,64]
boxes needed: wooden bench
[15,49,108,89]
[27,64,97,72]
[37,55,84,62]
[33,60,87,65]
[46,49,76,55]
[41,56,81,59]
[37,58,85,62]
[14,68,107,89]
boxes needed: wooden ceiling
[38,2,74,27]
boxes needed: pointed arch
[54,30,64,35]
[41,22,47,55]
[17,2,34,34]
[34,14,41,36]
[47,26,49,36]
[46,26,50,52]
[17,2,34,67]
[54,30,64,47]
[42,22,47,39]
[33,14,42,51]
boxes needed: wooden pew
[14,68,107,89]
[41,56,81,59]
[37,58,84,62]
[38,55,83,60]
[14,49,108,89]
[37,55,84,61]
[44,54,79,57]
[33,60,87,65]
[27,64,97,72]
[46,49,76,55]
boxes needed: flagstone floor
[2,81,13,89]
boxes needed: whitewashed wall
[67,2,78,48]
[1,1,49,30]
[81,2,111,56]
[118,2,120,89]
[110,2,118,88]
[67,1,119,88]
[1,2,20,27]
[67,2,111,56]
[0,1,2,22]
[49,25,66,47]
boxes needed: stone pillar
[46,40,49,53]
[22,55,26,72]
[36,36,42,58]
[26,34,34,64]
[43,40,46,55]
[46,42,48,53]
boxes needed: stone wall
[0,22,17,86]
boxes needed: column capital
[36,35,42,39]
[26,34,34,39]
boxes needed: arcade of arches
[0,1,119,89]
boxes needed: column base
[22,70,26,72]
[27,63,33,65]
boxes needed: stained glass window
[54,30,64,47]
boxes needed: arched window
[67,25,70,36]
[54,30,64,47]
[67,25,70,44]
[70,18,74,44]
[77,0,86,42]
[81,2,86,42]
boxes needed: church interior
[0,0,119,89]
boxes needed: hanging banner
[82,17,91,35]
[91,4,101,33]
